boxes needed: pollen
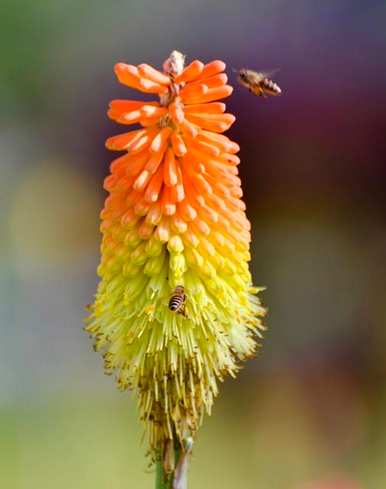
[85,50,266,457]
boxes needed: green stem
[155,457,172,489]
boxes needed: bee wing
[258,68,280,78]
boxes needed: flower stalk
[156,455,173,489]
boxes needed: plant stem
[155,457,172,489]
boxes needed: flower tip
[212,59,226,68]
[105,136,114,150]
[168,235,184,253]
[175,59,205,83]
[114,62,123,72]
[163,50,186,77]
[113,62,130,78]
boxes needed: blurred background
[1,1,386,488]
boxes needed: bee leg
[180,305,187,318]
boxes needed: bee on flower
[85,50,266,469]
[168,285,187,317]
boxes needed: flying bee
[237,68,281,97]
[168,285,187,317]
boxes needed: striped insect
[168,285,187,317]
[237,68,281,97]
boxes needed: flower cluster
[86,51,265,456]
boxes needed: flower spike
[86,50,266,461]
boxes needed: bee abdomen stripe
[169,297,184,310]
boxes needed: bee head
[238,69,247,81]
